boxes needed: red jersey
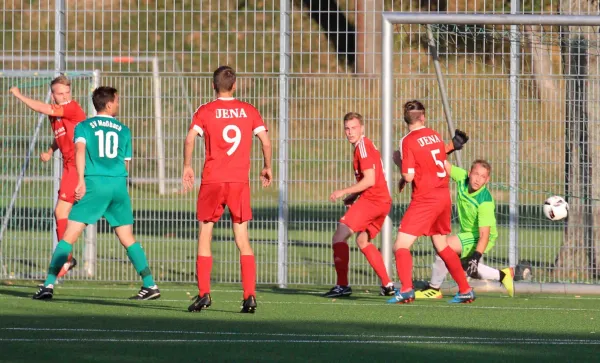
[353,137,391,203]
[400,126,449,199]
[49,100,86,166]
[190,97,267,184]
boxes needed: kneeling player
[416,159,514,299]
[325,112,394,298]
[33,87,160,300]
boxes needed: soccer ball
[543,196,569,221]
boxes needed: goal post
[380,13,600,285]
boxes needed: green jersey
[450,165,498,242]
[73,115,132,177]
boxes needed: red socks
[240,255,256,299]
[332,242,350,286]
[394,248,413,292]
[196,256,213,296]
[438,246,471,294]
[56,218,67,240]
[361,244,391,286]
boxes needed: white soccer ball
[543,196,569,221]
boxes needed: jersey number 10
[95,130,119,159]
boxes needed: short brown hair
[343,112,364,125]
[92,86,118,112]
[471,159,492,174]
[50,75,71,88]
[403,100,425,124]
[213,66,236,92]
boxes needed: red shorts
[197,182,252,223]
[58,163,78,204]
[340,198,392,240]
[399,189,451,236]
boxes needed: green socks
[126,242,156,288]
[44,240,73,286]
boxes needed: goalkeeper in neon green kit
[33,86,160,300]
[416,159,515,299]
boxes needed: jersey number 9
[223,125,241,156]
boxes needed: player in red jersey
[183,66,272,313]
[387,100,475,304]
[325,112,395,298]
[10,75,87,278]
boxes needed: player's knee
[355,233,370,249]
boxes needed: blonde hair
[471,159,492,174]
[50,75,71,88]
[343,112,364,125]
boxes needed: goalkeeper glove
[465,251,482,278]
[447,129,469,154]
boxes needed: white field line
[0,295,599,312]
[0,337,598,345]
[2,327,598,343]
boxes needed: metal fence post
[278,0,291,288]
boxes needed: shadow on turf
[0,314,598,363]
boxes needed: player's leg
[416,234,462,299]
[189,183,225,311]
[324,223,353,297]
[33,220,87,299]
[113,225,160,300]
[386,231,419,303]
[231,221,257,313]
[357,232,394,295]
[103,179,160,300]
[227,183,257,313]
[357,204,394,295]
[55,164,79,278]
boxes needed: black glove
[451,129,469,152]
[465,251,482,278]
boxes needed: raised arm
[10,87,64,116]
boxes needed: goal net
[382,14,600,284]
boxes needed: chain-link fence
[1,1,599,286]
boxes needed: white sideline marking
[0,337,598,345]
[3,327,599,344]
[0,295,598,312]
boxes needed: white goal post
[380,13,600,284]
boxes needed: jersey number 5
[95,130,119,159]
[431,149,447,178]
[223,125,241,156]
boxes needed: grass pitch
[0,281,598,363]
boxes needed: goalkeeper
[416,158,515,299]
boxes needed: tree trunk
[355,0,382,75]
[556,0,599,280]
[524,24,557,100]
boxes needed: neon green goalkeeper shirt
[73,115,132,177]
[450,165,498,242]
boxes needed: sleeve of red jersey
[356,140,378,171]
[400,138,416,175]
[189,107,205,137]
[251,106,267,135]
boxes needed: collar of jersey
[58,100,72,106]
[217,97,235,101]
[353,136,365,148]
[96,114,116,119]
[462,178,487,198]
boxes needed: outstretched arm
[10,87,64,116]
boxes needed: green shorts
[69,176,133,227]
[458,232,496,259]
